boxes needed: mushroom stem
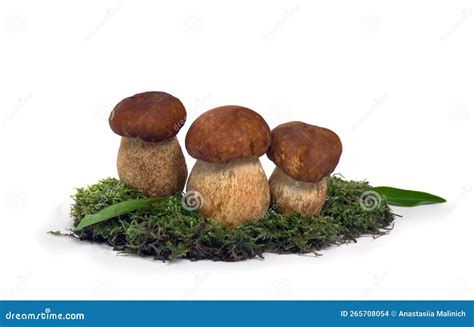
[117,136,187,197]
[186,158,270,227]
[269,167,328,216]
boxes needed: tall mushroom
[267,121,342,215]
[109,91,188,197]
[185,105,271,227]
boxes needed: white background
[1,0,473,300]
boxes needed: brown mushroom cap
[109,91,186,142]
[267,121,342,183]
[185,105,271,164]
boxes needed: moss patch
[68,176,395,262]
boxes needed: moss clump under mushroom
[68,176,395,262]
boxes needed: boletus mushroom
[267,121,342,215]
[109,91,188,197]
[185,105,271,227]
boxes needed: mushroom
[109,91,188,197]
[185,105,271,227]
[266,121,342,215]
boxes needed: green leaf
[74,198,164,231]
[372,186,446,207]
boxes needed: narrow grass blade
[74,198,163,231]
[373,186,446,207]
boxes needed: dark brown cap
[109,91,186,142]
[185,105,271,163]
[267,121,342,183]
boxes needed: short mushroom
[266,121,342,215]
[185,105,271,227]
[109,91,188,197]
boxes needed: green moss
[69,176,395,262]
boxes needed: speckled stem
[269,167,328,216]
[186,158,270,228]
[117,136,187,197]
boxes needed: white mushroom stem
[186,158,270,228]
[269,167,328,216]
[117,136,187,197]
